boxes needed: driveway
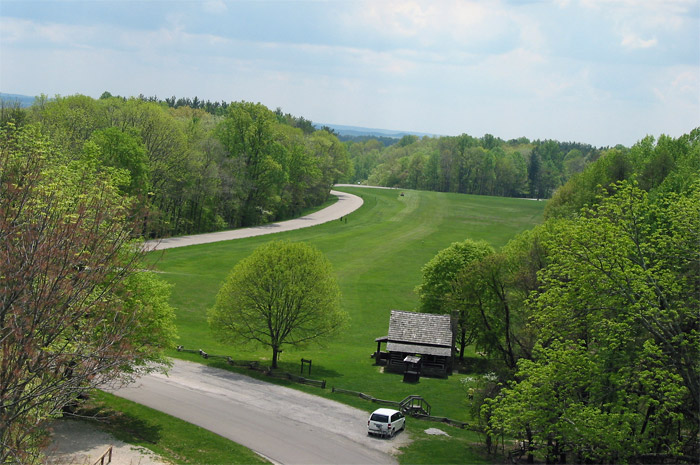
[110,360,407,464]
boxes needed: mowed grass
[144,187,544,463]
[82,391,269,464]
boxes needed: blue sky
[1,0,698,146]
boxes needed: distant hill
[0,93,36,107]
[314,123,439,140]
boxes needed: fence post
[300,358,312,375]
[93,445,113,465]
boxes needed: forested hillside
[2,92,623,220]
[545,129,700,218]
[416,127,699,463]
[347,133,603,199]
[0,94,351,238]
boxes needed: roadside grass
[396,425,499,465]
[138,187,544,463]
[81,390,269,464]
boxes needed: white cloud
[621,33,658,49]
[1,0,697,146]
[578,0,696,51]
[653,66,700,104]
[346,0,521,51]
[358,1,434,39]
[0,17,97,48]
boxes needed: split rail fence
[177,346,477,431]
[176,346,326,388]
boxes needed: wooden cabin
[374,310,454,378]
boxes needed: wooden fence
[176,346,475,430]
[331,387,402,409]
[176,346,326,389]
[93,445,112,465]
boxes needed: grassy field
[141,186,544,463]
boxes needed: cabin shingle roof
[387,310,453,347]
[386,341,452,357]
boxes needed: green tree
[449,225,549,370]
[305,129,350,193]
[416,239,494,359]
[0,124,176,463]
[487,181,700,463]
[209,241,347,368]
[216,102,285,226]
[527,151,542,199]
[90,127,150,195]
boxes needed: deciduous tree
[416,239,494,359]
[486,181,700,463]
[209,241,346,368]
[0,124,176,463]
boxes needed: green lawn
[83,391,269,464]
[142,187,544,463]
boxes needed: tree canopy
[415,239,494,359]
[0,124,176,463]
[485,181,699,463]
[4,94,352,239]
[346,134,600,199]
[208,241,346,368]
[420,127,699,462]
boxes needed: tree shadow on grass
[73,400,162,446]
[454,356,493,375]
[208,358,343,380]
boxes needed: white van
[367,408,405,438]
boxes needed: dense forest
[1,92,614,241]
[416,127,699,463]
[0,92,613,242]
[346,133,604,199]
[0,94,351,239]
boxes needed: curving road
[111,360,406,465]
[115,188,408,464]
[143,189,364,251]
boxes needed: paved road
[143,189,364,251]
[111,360,406,465]
[122,190,405,464]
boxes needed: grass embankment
[133,187,544,463]
[83,391,269,464]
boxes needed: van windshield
[370,414,389,423]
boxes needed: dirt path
[45,419,169,465]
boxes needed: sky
[0,0,698,147]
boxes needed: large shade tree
[0,124,176,463]
[209,241,346,368]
